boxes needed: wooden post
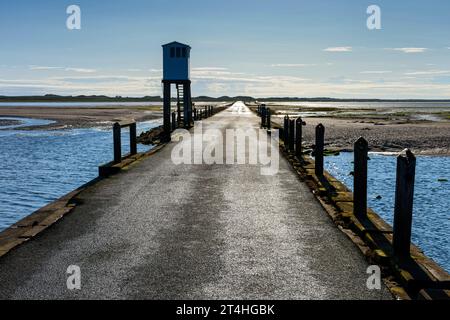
[283,115,289,147]
[353,137,368,218]
[261,106,266,128]
[266,108,271,130]
[183,82,191,128]
[289,119,295,152]
[113,122,121,164]
[193,108,197,121]
[315,124,324,176]
[393,149,416,260]
[162,81,171,142]
[295,117,305,159]
[172,112,176,131]
[177,102,181,126]
[130,122,137,156]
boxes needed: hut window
[170,47,175,58]
[176,47,181,58]
[182,47,187,58]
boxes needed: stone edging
[0,143,167,259]
[279,143,450,300]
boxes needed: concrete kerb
[0,141,169,260]
[278,145,450,300]
[248,105,450,300]
[0,105,233,261]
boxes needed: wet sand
[251,103,450,155]
[0,106,163,130]
[2,104,449,155]
[0,119,23,126]
[271,116,450,156]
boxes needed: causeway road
[0,102,391,299]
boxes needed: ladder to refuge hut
[176,84,184,125]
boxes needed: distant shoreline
[1,95,450,103]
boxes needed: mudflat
[260,104,450,155]
[0,106,163,130]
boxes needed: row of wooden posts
[257,104,417,261]
[113,120,137,164]
[112,106,215,164]
[171,105,215,131]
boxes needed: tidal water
[0,102,163,108]
[0,117,159,231]
[324,152,450,272]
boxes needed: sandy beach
[1,103,450,155]
[0,106,163,130]
[253,103,450,156]
[288,116,450,155]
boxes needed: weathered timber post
[177,101,182,126]
[211,106,214,116]
[130,122,137,156]
[289,119,295,152]
[209,106,212,117]
[353,137,368,218]
[283,115,289,147]
[171,112,176,131]
[266,108,271,131]
[113,122,122,164]
[193,108,197,121]
[393,149,416,260]
[183,82,192,128]
[295,117,305,159]
[162,81,171,142]
[261,106,266,128]
[315,124,325,176]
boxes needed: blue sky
[1,0,449,98]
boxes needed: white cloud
[65,68,96,73]
[360,71,392,74]
[323,47,352,52]
[270,64,316,67]
[29,65,96,73]
[192,67,228,71]
[404,70,450,75]
[389,48,428,53]
[29,66,61,71]
[3,65,450,98]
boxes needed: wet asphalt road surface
[0,102,392,299]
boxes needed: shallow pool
[0,117,159,231]
[324,152,450,272]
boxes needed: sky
[0,0,450,99]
